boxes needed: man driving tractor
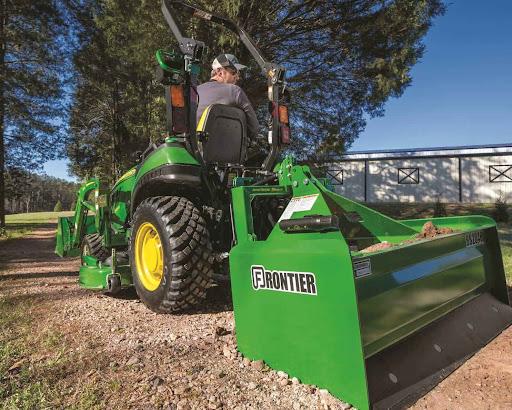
[196,53,260,139]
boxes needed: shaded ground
[1,226,511,409]
[0,228,348,409]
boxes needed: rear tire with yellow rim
[130,196,213,312]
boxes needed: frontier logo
[251,265,317,296]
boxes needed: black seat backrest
[197,104,247,165]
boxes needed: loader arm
[55,178,110,257]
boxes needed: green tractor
[56,1,512,408]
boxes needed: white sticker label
[465,231,484,247]
[278,194,319,221]
[353,259,372,278]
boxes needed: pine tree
[0,0,74,227]
[54,200,63,212]
[67,0,445,181]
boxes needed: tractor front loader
[56,1,512,408]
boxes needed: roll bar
[162,0,269,73]
[161,0,287,171]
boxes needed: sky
[43,0,512,181]
[352,0,512,151]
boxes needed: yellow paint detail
[116,168,137,184]
[196,105,212,132]
[135,222,164,291]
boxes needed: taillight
[170,85,187,133]
[280,125,291,144]
[278,105,290,144]
[278,106,289,124]
[170,85,185,108]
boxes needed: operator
[196,53,260,139]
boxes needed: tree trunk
[0,0,6,228]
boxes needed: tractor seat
[196,104,247,165]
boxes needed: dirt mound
[359,241,394,254]
[360,222,456,254]
[416,221,455,238]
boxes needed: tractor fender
[130,163,203,215]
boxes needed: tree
[0,0,74,228]
[4,169,78,213]
[67,0,445,181]
[54,200,63,212]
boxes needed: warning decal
[278,194,319,222]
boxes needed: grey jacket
[196,81,260,138]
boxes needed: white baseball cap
[212,54,247,71]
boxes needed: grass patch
[75,385,103,409]
[498,224,512,285]
[1,211,73,241]
[5,211,73,225]
[0,297,51,409]
[0,295,113,409]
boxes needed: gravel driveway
[1,226,511,409]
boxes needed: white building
[328,144,512,203]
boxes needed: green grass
[0,297,52,410]
[0,296,110,409]
[498,224,512,285]
[1,211,74,241]
[5,211,73,225]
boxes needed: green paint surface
[229,156,510,409]
[135,144,199,185]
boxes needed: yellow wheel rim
[135,222,164,291]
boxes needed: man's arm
[233,86,260,138]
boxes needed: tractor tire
[81,234,110,265]
[130,196,213,313]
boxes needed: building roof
[340,143,512,161]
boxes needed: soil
[360,222,456,254]
[1,226,512,409]
[415,221,455,239]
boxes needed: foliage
[492,193,509,223]
[0,0,77,227]
[53,200,63,212]
[67,0,444,182]
[4,170,79,214]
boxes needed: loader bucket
[229,168,512,410]
[55,216,77,257]
[55,214,97,258]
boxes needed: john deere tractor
[56,1,512,408]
